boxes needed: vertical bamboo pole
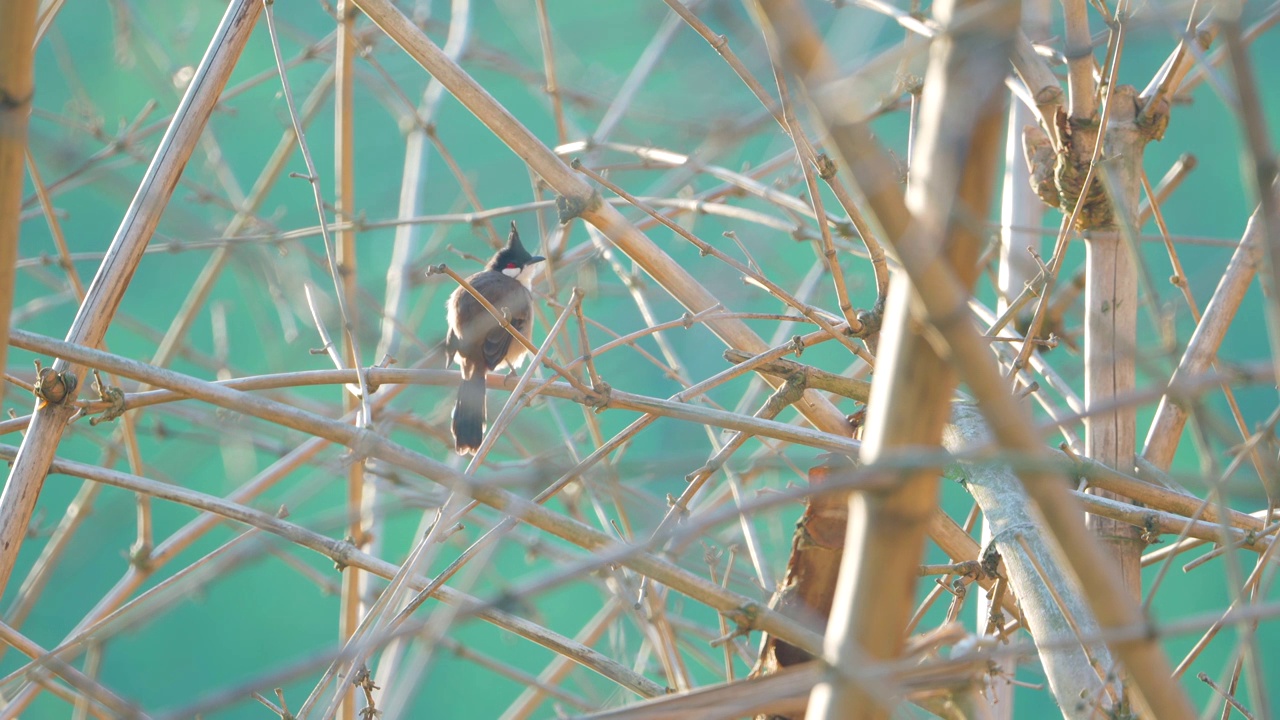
[335,3,362,719]
[1057,0,1146,602]
[0,1,39,407]
[1086,100,1148,601]
[802,1,1014,717]
[983,4,1048,715]
[0,0,262,594]
[1083,226,1143,593]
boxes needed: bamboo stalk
[1061,0,1097,120]
[334,2,362,717]
[801,1,1012,717]
[3,153,152,642]
[949,404,1115,717]
[0,0,262,595]
[0,0,38,408]
[760,1,1195,716]
[986,7,1050,713]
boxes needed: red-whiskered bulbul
[445,222,545,455]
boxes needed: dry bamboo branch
[0,620,141,719]
[665,0,890,306]
[723,349,871,402]
[0,446,667,702]
[0,0,262,594]
[1144,207,1266,470]
[498,600,625,720]
[1199,672,1259,720]
[6,329,826,653]
[146,69,335,377]
[1222,12,1280,427]
[1010,29,1065,135]
[8,340,858,455]
[7,152,154,639]
[571,160,872,354]
[1070,491,1266,551]
[532,0,567,144]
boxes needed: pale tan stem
[533,0,567,144]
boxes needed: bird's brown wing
[479,279,530,371]
[482,326,514,370]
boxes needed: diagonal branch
[0,0,262,595]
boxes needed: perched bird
[445,222,545,455]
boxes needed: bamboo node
[814,153,837,180]
[0,88,35,111]
[853,308,881,338]
[88,370,127,427]
[31,360,78,408]
[789,334,806,356]
[555,187,600,224]
[129,540,154,571]
[1140,515,1162,545]
[332,539,355,571]
[584,380,611,410]
[715,603,760,646]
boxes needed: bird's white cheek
[501,267,522,278]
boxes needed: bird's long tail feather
[452,368,486,455]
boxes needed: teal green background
[5,1,1280,717]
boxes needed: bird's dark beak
[529,255,546,265]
